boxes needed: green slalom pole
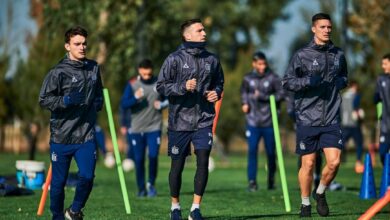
[270,95,291,212]
[377,102,382,120]
[103,88,131,214]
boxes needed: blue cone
[379,153,390,197]
[360,153,377,199]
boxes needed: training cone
[379,153,390,197]
[360,153,377,199]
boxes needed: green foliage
[6,0,288,144]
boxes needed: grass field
[0,151,389,220]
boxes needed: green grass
[0,152,389,219]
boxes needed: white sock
[301,196,310,206]
[171,203,180,211]
[316,183,327,194]
[190,203,200,211]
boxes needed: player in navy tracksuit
[156,19,224,220]
[121,59,168,197]
[283,13,348,217]
[374,53,390,165]
[240,51,284,191]
[39,26,103,220]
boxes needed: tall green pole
[270,95,291,212]
[103,88,131,214]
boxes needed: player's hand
[205,91,218,102]
[120,126,127,136]
[154,100,161,110]
[186,78,197,92]
[242,104,249,113]
[134,88,144,99]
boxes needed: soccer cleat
[247,180,258,192]
[299,204,311,217]
[170,209,182,220]
[147,183,157,197]
[188,208,204,220]
[313,192,329,216]
[137,190,147,197]
[65,207,84,220]
[329,181,343,191]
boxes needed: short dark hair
[383,53,390,60]
[312,13,331,26]
[65,26,88,43]
[181,18,202,41]
[252,51,267,61]
[138,59,153,69]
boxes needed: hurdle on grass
[270,95,291,212]
[103,88,131,214]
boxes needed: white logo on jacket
[72,76,78,83]
[205,63,211,71]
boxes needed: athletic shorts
[167,126,213,160]
[296,124,343,155]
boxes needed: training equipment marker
[103,88,131,214]
[270,95,291,212]
[37,164,52,216]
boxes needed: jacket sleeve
[119,107,131,127]
[334,54,348,90]
[93,66,104,111]
[39,69,68,112]
[272,74,285,102]
[240,77,250,105]
[156,56,187,97]
[120,83,138,109]
[212,60,224,100]
[282,52,311,92]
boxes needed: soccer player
[120,59,168,197]
[341,80,364,172]
[374,53,390,165]
[240,51,284,191]
[156,18,224,220]
[282,13,348,217]
[39,26,103,220]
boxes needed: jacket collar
[179,41,207,56]
[61,53,88,68]
[308,39,334,51]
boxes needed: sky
[0,0,37,80]
[264,0,320,75]
[0,0,342,79]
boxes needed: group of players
[38,12,390,220]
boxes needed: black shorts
[167,126,213,160]
[296,124,343,155]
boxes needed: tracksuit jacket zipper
[321,51,328,126]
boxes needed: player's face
[312,19,332,45]
[65,35,87,61]
[138,67,153,80]
[382,58,390,74]
[184,23,206,42]
[252,59,267,74]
